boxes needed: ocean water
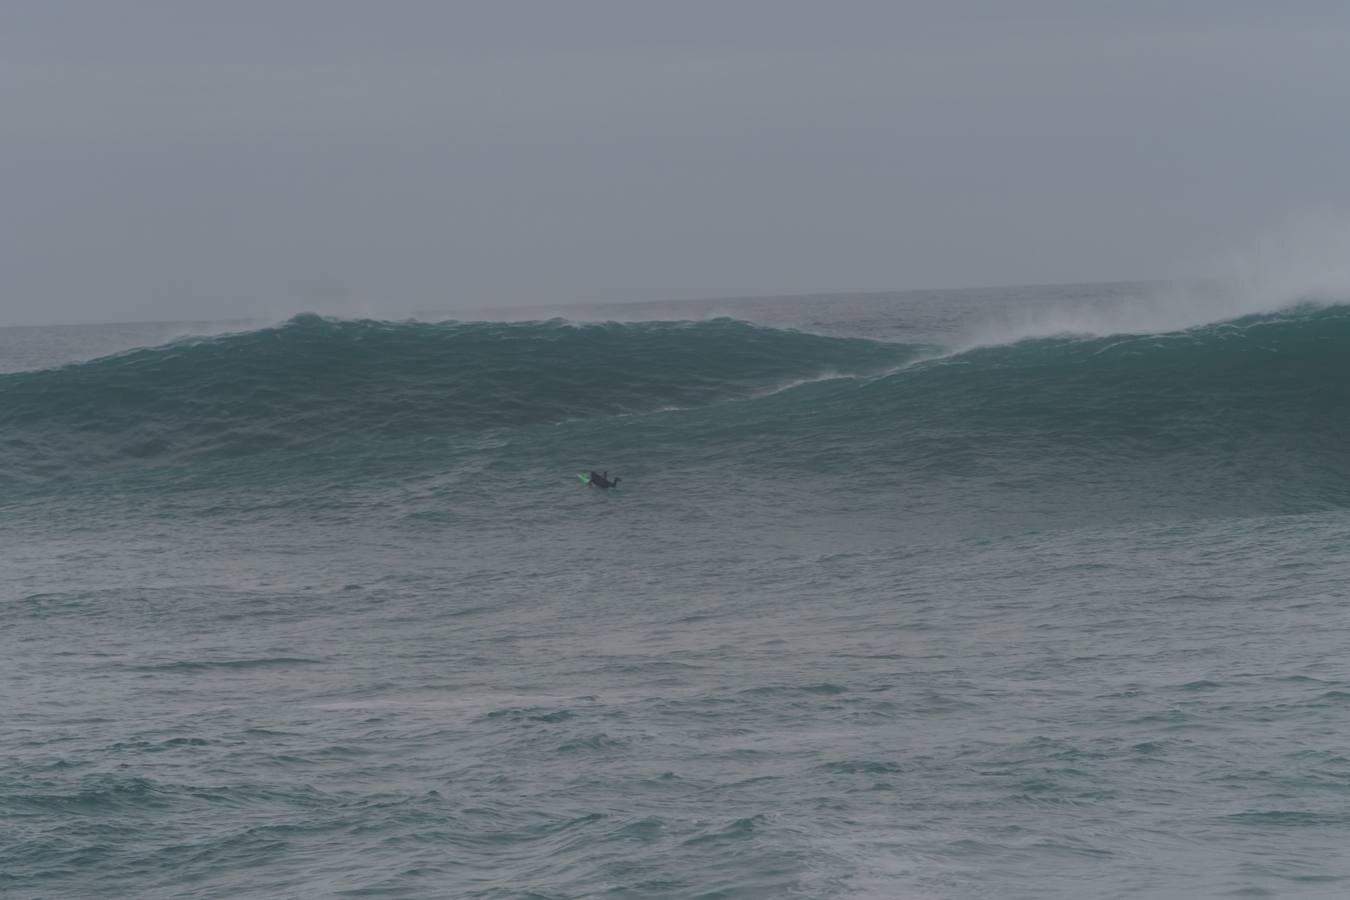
[2,283,1349,899]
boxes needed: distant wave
[854,303,1350,460]
[739,303,1350,510]
[605,304,1350,514]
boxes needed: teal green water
[2,285,1349,898]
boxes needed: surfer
[588,471,620,489]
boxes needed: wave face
[798,303,1350,516]
[2,306,1347,517]
[834,303,1350,460]
[0,314,912,484]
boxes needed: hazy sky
[5,2,1350,325]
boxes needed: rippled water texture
[3,285,1349,898]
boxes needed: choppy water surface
[3,285,1349,899]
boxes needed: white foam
[958,212,1350,349]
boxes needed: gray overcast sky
[4,1,1350,325]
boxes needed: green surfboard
[577,473,591,485]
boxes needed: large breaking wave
[0,314,911,483]
[2,307,1347,514]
